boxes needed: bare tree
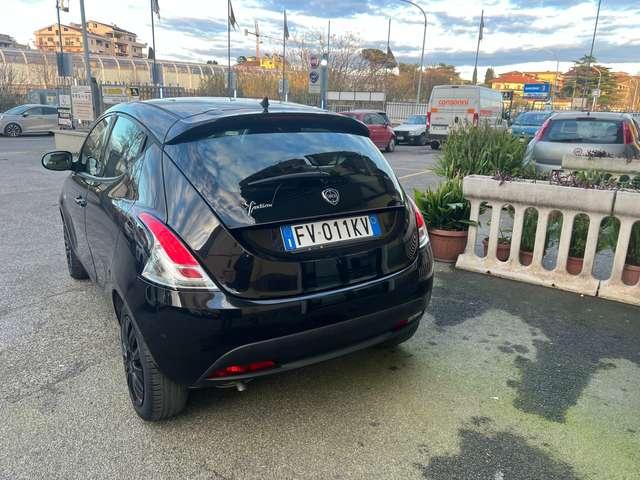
[0,63,26,111]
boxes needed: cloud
[159,17,227,37]
[257,0,394,18]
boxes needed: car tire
[417,133,427,146]
[429,140,440,150]
[63,225,89,279]
[385,137,396,152]
[4,123,22,137]
[120,307,188,421]
[379,320,421,348]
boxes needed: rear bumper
[124,247,434,386]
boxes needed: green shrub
[435,123,528,178]
[414,177,472,231]
[627,223,640,266]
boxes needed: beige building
[34,20,145,58]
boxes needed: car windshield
[543,118,623,144]
[405,115,426,125]
[3,105,30,115]
[514,112,551,126]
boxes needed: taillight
[426,111,431,128]
[138,212,218,290]
[208,360,277,378]
[535,118,551,141]
[623,122,633,144]
[408,197,429,248]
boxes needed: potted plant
[622,223,640,286]
[566,215,613,275]
[519,209,538,266]
[482,225,511,262]
[414,177,472,263]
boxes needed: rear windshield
[165,124,403,228]
[543,118,623,144]
[514,112,551,126]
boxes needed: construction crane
[244,21,279,61]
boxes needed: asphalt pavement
[1,136,638,480]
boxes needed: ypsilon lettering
[243,201,273,216]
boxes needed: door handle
[74,196,87,207]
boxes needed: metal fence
[385,102,428,123]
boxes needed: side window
[43,107,58,115]
[79,116,113,176]
[26,107,43,116]
[369,113,385,125]
[379,113,390,125]
[363,114,374,125]
[103,116,147,179]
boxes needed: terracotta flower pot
[566,256,584,275]
[519,250,534,266]
[428,228,468,263]
[482,238,511,262]
[622,263,640,286]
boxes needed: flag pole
[472,9,483,85]
[282,10,287,102]
[227,0,232,98]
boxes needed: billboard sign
[71,85,94,122]
[523,83,550,100]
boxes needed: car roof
[105,97,346,143]
[550,111,632,120]
[345,109,385,114]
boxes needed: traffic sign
[308,52,321,94]
[592,88,601,98]
[501,90,513,101]
[523,83,550,100]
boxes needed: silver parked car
[524,111,640,170]
[0,104,59,137]
[394,114,428,145]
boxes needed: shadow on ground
[428,268,640,423]
[417,418,580,480]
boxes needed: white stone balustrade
[456,175,640,306]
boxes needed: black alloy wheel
[4,123,22,137]
[121,313,145,407]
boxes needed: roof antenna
[260,97,269,113]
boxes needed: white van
[427,85,504,149]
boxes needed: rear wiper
[246,170,330,186]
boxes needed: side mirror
[42,151,73,171]
[22,112,29,117]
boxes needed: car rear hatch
[164,112,418,299]
[535,116,630,166]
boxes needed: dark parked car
[42,98,434,421]
[508,110,554,141]
[340,110,397,152]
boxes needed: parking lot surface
[1,136,639,479]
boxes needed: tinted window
[103,116,147,178]
[165,123,402,228]
[43,107,58,115]
[544,118,622,144]
[79,116,113,176]
[26,107,44,115]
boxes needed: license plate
[398,135,405,140]
[281,215,381,252]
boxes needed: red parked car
[341,110,396,152]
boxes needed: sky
[2,0,639,80]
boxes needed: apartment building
[34,20,145,58]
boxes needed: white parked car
[0,104,59,137]
[394,114,428,146]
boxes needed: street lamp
[398,0,427,105]
[320,54,328,109]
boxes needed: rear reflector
[209,360,277,379]
[393,319,409,331]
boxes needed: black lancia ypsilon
[42,98,434,420]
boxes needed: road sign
[102,85,129,105]
[57,107,72,128]
[59,94,71,108]
[308,53,321,94]
[70,85,94,122]
[523,83,550,100]
[592,88,601,98]
[501,90,513,101]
